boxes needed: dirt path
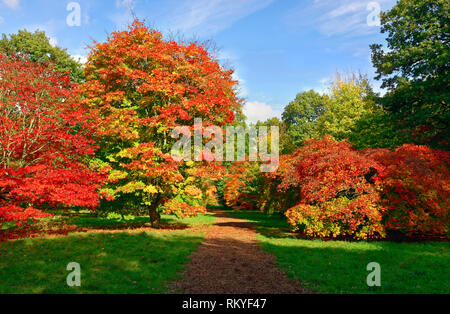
[173,210,310,294]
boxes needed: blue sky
[0,0,397,123]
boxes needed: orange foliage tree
[78,20,242,227]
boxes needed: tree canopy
[282,90,327,148]
[370,0,450,148]
[0,29,84,83]
[78,20,242,227]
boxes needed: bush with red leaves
[284,137,386,239]
[366,144,449,236]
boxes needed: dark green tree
[281,90,328,147]
[370,0,450,148]
[0,29,84,83]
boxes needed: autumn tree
[0,55,102,224]
[366,145,449,236]
[283,137,386,239]
[371,0,450,148]
[0,29,84,83]
[79,20,242,227]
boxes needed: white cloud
[232,71,248,98]
[0,16,4,24]
[71,54,88,64]
[243,101,282,124]
[2,0,19,9]
[286,0,397,37]
[110,0,135,29]
[167,0,275,36]
[115,0,135,9]
[298,76,331,95]
[48,36,57,47]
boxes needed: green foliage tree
[0,29,84,83]
[370,0,450,149]
[316,74,377,141]
[282,90,328,147]
[256,117,295,154]
[348,108,412,149]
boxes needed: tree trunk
[149,207,161,228]
[149,194,163,228]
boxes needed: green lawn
[228,210,450,294]
[65,211,216,229]
[0,213,214,293]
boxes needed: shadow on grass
[67,216,188,230]
[259,236,450,294]
[65,212,215,231]
[0,230,205,293]
[222,209,450,293]
[224,210,295,238]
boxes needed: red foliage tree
[0,55,103,224]
[366,144,450,236]
[284,137,386,239]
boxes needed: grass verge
[0,213,215,293]
[228,210,449,294]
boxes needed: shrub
[284,137,386,239]
[366,144,450,236]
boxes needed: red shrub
[366,144,449,236]
[284,137,386,239]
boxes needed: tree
[0,55,102,225]
[316,74,377,141]
[284,137,385,239]
[370,0,450,149]
[0,29,84,83]
[256,117,295,154]
[348,107,412,149]
[78,20,242,227]
[282,90,327,147]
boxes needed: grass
[0,212,215,293]
[228,210,450,294]
[64,211,215,229]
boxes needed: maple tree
[366,144,449,236]
[282,137,385,239]
[223,161,260,210]
[0,55,102,225]
[78,20,242,227]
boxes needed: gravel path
[173,210,310,294]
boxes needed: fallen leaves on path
[172,210,311,294]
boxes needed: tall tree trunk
[149,193,163,228]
